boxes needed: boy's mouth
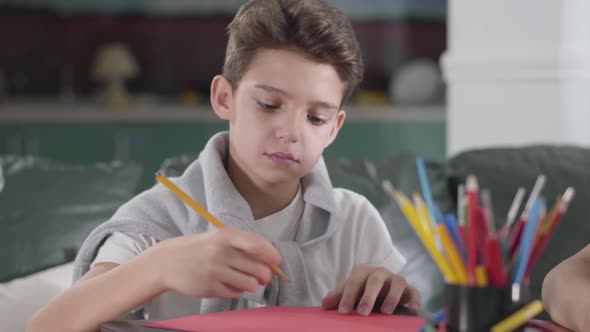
[265,152,298,166]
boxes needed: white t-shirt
[91,187,405,320]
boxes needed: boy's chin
[256,171,303,187]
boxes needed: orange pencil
[156,172,287,280]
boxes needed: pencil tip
[561,187,576,211]
[381,180,395,195]
[466,175,479,191]
[412,192,424,204]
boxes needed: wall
[442,0,590,156]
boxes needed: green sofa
[0,156,143,282]
[1,145,589,330]
[0,156,143,331]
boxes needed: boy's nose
[277,128,299,143]
[276,112,302,143]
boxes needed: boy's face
[212,48,346,187]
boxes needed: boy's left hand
[321,264,420,316]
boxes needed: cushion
[0,155,142,282]
[0,262,74,331]
[448,145,590,305]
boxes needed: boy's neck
[226,151,300,221]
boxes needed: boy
[542,244,590,331]
[29,1,419,331]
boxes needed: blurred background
[0,0,448,190]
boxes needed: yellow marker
[437,224,468,285]
[475,265,488,287]
[491,300,544,332]
[156,172,287,280]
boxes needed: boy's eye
[257,101,280,112]
[307,114,327,126]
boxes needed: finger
[212,282,245,299]
[227,248,273,285]
[321,282,345,310]
[225,229,282,266]
[356,269,389,316]
[398,285,421,313]
[380,275,408,314]
[217,266,260,294]
[338,267,373,314]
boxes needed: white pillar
[442,0,590,156]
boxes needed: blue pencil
[416,157,439,227]
[513,198,545,284]
[444,214,467,261]
[433,308,445,324]
[419,309,445,332]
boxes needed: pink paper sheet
[144,306,426,332]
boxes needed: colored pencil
[513,198,544,284]
[525,188,575,279]
[490,300,544,332]
[466,175,479,285]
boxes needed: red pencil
[466,175,479,285]
[546,188,575,236]
[484,235,507,287]
[476,207,489,264]
[508,219,525,258]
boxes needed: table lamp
[92,43,139,109]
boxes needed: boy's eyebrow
[310,101,339,111]
[254,84,290,96]
[254,84,339,110]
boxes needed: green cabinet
[0,106,446,191]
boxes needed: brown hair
[223,0,363,102]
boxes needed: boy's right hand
[146,227,281,299]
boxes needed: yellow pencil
[490,300,544,332]
[383,183,421,232]
[475,265,488,287]
[156,172,287,280]
[413,193,435,238]
[412,193,458,284]
[394,192,433,247]
[437,224,468,285]
[382,180,458,283]
[383,181,458,283]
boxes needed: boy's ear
[326,110,346,147]
[210,75,233,120]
